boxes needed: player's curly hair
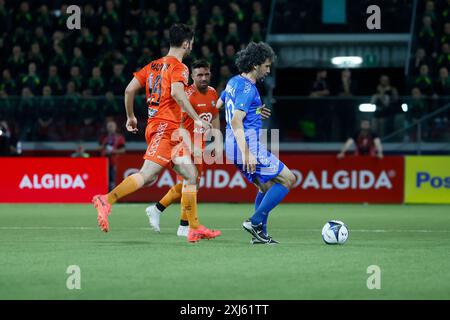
[235,42,276,73]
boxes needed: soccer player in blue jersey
[218,42,296,244]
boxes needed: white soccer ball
[322,220,349,245]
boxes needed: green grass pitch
[1,203,449,300]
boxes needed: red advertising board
[0,157,108,203]
[115,155,404,203]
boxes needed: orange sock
[106,173,144,205]
[181,183,199,229]
[160,183,182,208]
[180,208,188,222]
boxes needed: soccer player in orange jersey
[145,59,221,237]
[92,24,221,243]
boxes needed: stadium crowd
[0,0,269,141]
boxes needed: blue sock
[254,192,264,210]
[251,184,289,226]
[254,192,268,234]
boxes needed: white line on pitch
[0,226,450,233]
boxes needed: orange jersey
[133,56,189,126]
[182,85,219,148]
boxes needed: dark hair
[169,23,194,47]
[191,59,210,71]
[235,42,275,73]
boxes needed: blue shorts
[225,138,285,184]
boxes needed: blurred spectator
[409,87,428,120]
[223,22,241,48]
[210,5,225,30]
[36,86,55,141]
[35,5,53,31]
[101,0,121,32]
[443,0,450,23]
[15,2,33,30]
[249,22,263,43]
[337,120,383,159]
[310,70,330,97]
[412,47,432,76]
[110,64,127,95]
[34,27,50,57]
[97,26,114,53]
[414,64,433,96]
[137,47,154,67]
[337,69,356,96]
[0,120,18,156]
[418,15,437,55]
[141,8,160,31]
[7,45,26,76]
[220,44,237,73]
[100,120,126,190]
[217,65,232,93]
[229,2,245,24]
[252,1,265,23]
[371,75,399,136]
[79,90,98,141]
[28,43,45,72]
[434,67,450,96]
[88,67,105,95]
[202,24,219,52]
[103,91,121,117]
[11,26,31,49]
[17,87,36,140]
[71,141,90,158]
[200,45,215,67]
[436,43,450,70]
[1,69,17,95]
[69,66,84,93]
[20,63,41,95]
[77,28,96,58]
[164,2,180,28]
[71,47,88,72]
[82,4,97,32]
[50,45,68,74]
[407,87,429,141]
[46,65,64,95]
[425,0,437,23]
[187,5,199,29]
[441,22,450,46]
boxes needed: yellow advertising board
[405,156,450,203]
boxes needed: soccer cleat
[251,237,280,245]
[242,219,270,243]
[145,205,161,233]
[92,194,111,232]
[177,225,189,237]
[187,225,221,243]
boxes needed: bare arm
[124,77,142,133]
[211,114,220,130]
[231,110,256,173]
[216,97,224,110]
[374,137,384,158]
[337,138,354,158]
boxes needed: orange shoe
[92,194,111,232]
[187,225,221,243]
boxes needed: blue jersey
[222,75,285,184]
[221,75,262,132]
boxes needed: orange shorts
[144,121,180,168]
